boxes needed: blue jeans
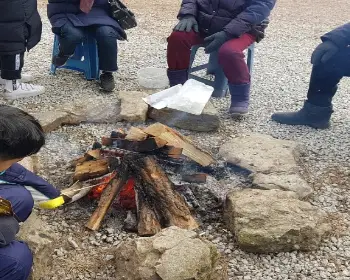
[57,22,120,72]
[307,47,350,106]
[0,185,34,279]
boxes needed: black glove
[174,15,199,32]
[251,19,269,43]
[204,31,228,54]
[0,216,19,247]
[311,41,339,65]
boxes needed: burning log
[144,123,214,166]
[73,159,110,182]
[136,192,162,236]
[125,127,148,141]
[85,162,129,231]
[126,155,199,236]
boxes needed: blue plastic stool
[188,44,255,98]
[50,34,100,80]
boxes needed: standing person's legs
[167,31,204,86]
[0,185,34,279]
[0,54,44,100]
[53,21,85,67]
[0,53,24,81]
[217,33,255,115]
[272,48,350,129]
[91,25,119,92]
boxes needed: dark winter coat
[0,163,60,199]
[47,0,126,39]
[0,0,42,55]
[178,0,276,37]
[322,23,350,48]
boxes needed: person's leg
[218,33,255,115]
[0,58,33,85]
[272,49,350,129]
[306,50,350,106]
[0,54,44,100]
[0,186,34,278]
[0,185,34,222]
[53,22,85,67]
[167,31,203,86]
[91,25,119,92]
[0,241,33,280]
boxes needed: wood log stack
[69,123,215,236]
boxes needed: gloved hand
[251,19,269,43]
[204,31,228,53]
[174,15,199,32]
[311,41,339,65]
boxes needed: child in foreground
[0,105,60,280]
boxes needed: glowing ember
[88,171,136,209]
[116,178,136,209]
[88,172,117,199]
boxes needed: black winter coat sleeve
[223,0,276,37]
[0,216,20,247]
[177,0,198,19]
[321,23,350,48]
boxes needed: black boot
[100,72,115,92]
[271,101,333,129]
[52,49,72,67]
[167,69,188,87]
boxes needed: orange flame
[88,171,136,209]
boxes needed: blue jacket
[47,0,126,39]
[178,0,276,37]
[322,23,350,48]
[0,163,60,199]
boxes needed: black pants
[307,47,350,106]
[0,53,24,80]
[56,22,119,72]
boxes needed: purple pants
[0,185,34,280]
[167,31,255,84]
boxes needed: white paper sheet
[143,79,213,115]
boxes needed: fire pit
[65,123,216,236]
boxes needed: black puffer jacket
[0,0,42,55]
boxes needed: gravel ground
[2,0,350,279]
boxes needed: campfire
[66,123,215,236]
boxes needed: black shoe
[271,101,333,129]
[100,72,115,92]
[52,51,71,67]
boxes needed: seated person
[167,0,276,116]
[0,105,60,279]
[48,0,127,92]
[272,23,350,129]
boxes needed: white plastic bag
[143,79,213,115]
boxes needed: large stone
[17,211,58,279]
[114,226,227,280]
[252,173,312,199]
[32,111,72,133]
[224,189,331,253]
[219,134,312,198]
[148,101,220,132]
[31,97,121,132]
[62,97,121,124]
[119,91,149,123]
